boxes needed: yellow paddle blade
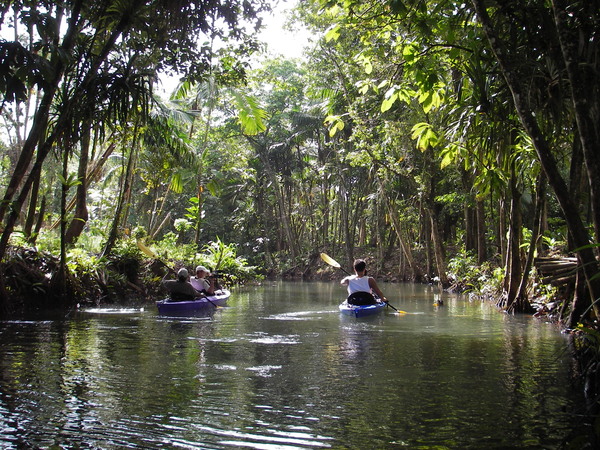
[320,252,341,268]
[137,239,158,259]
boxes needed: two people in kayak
[162,265,216,301]
[341,259,387,305]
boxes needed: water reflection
[0,281,582,448]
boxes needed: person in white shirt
[340,259,387,305]
[191,265,215,295]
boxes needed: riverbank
[0,245,553,316]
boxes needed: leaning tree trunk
[0,125,63,260]
[552,0,600,244]
[0,0,137,262]
[472,0,600,318]
[23,167,42,241]
[379,180,421,281]
[0,0,84,226]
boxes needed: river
[0,281,584,448]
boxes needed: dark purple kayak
[156,289,230,314]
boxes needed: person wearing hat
[191,265,215,295]
[161,268,202,301]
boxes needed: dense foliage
[1,0,599,325]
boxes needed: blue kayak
[339,300,386,318]
[156,289,230,314]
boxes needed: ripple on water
[264,310,336,321]
[80,307,146,314]
[191,423,334,449]
[246,365,282,377]
[248,334,300,345]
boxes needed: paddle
[319,252,351,275]
[319,252,405,313]
[137,240,173,272]
[137,240,218,307]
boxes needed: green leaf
[232,91,267,135]
[58,173,82,188]
[206,179,220,196]
[411,122,439,151]
[324,115,345,137]
[402,42,419,62]
[356,80,370,95]
[439,144,459,169]
[325,25,341,43]
[170,172,183,194]
[381,93,397,113]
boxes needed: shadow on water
[0,281,585,449]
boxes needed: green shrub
[447,249,501,295]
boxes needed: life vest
[347,291,376,305]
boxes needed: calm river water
[0,281,584,449]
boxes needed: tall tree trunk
[498,198,507,266]
[255,179,274,267]
[259,153,299,259]
[567,271,591,329]
[423,151,448,288]
[31,196,46,244]
[379,179,420,281]
[49,141,116,232]
[552,0,600,244]
[338,172,353,267]
[427,205,449,288]
[320,175,331,250]
[567,128,585,250]
[57,141,71,301]
[514,174,545,313]
[23,168,41,240]
[476,199,487,264]
[460,168,480,257]
[65,123,91,246]
[472,0,600,318]
[0,0,139,262]
[0,0,82,224]
[102,133,138,257]
[465,203,476,255]
[501,166,523,311]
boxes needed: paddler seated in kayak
[340,259,387,305]
[191,265,215,295]
[161,268,203,302]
